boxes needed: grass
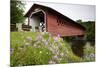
[10,32,37,48]
[10,32,95,67]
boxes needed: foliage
[10,32,83,67]
[76,20,95,41]
[76,19,82,23]
[10,0,25,23]
[83,42,95,61]
[81,21,95,40]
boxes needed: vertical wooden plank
[28,17,30,26]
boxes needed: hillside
[10,32,95,66]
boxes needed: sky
[24,1,96,21]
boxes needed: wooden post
[28,17,30,26]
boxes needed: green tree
[76,20,95,41]
[10,0,25,23]
[82,21,95,40]
[76,19,82,23]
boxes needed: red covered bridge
[24,4,85,37]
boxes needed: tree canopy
[10,0,25,23]
[76,20,95,41]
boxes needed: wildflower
[53,45,58,49]
[10,48,14,54]
[26,36,32,41]
[33,44,37,47]
[19,47,23,50]
[41,32,45,35]
[53,55,58,60]
[50,44,58,50]
[53,37,59,42]
[48,60,56,64]
[56,51,60,55]
[58,58,62,61]
[60,53,64,57]
[48,47,54,52]
[57,34,60,38]
[57,43,61,48]
[84,54,90,59]
[24,42,30,46]
[44,40,48,45]
[36,34,42,41]
[89,53,95,58]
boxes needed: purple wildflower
[53,37,59,42]
[53,55,58,60]
[10,48,14,54]
[44,40,48,45]
[36,34,42,41]
[57,34,60,38]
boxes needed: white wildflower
[33,44,37,47]
[48,47,53,51]
[26,36,32,41]
[41,32,45,35]
[25,42,30,46]
[19,47,23,50]
[48,60,56,64]
[60,53,64,57]
[49,48,56,54]
[89,53,95,58]
[56,51,60,55]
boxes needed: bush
[10,32,84,66]
[83,42,95,62]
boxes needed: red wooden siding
[46,12,85,37]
